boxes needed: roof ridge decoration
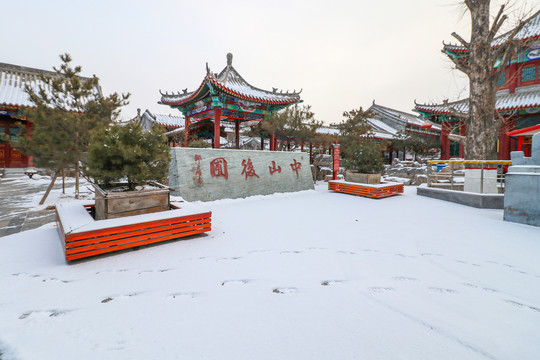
[159,53,302,107]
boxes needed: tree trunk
[75,161,80,199]
[465,0,501,159]
[39,171,59,205]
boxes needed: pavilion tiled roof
[369,102,442,131]
[443,10,540,53]
[0,62,100,108]
[414,85,540,115]
[159,54,301,107]
[141,110,184,128]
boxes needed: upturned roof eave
[207,76,299,106]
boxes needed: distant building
[0,61,101,168]
[415,10,540,159]
[159,53,302,150]
[128,109,184,147]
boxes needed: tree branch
[451,32,470,49]
[488,5,507,42]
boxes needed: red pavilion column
[270,133,275,151]
[213,108,221,149]
[184,116,190,147]
[235,121,240,149]
[441,122,450,160]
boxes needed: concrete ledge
[417,186,504,209]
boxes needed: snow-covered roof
[368,102,441,132]
[366,131,394,140]
[316,126,340,135]
[444,10,540,53]
[367,118,399,135]
[415,85,540,115]
[160,53,301,107]
[141,110,184,129]
[0,62,100,108]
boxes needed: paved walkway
[0,170,59,238]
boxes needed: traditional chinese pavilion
[159,53,302,149]
[414,10,540,160]
[0,61,101,168]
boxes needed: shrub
[86,121,171,190]
[342,138,384,174]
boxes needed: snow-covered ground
[1,183,539,360]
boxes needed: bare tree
[445,0,524,159]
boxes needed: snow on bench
[55,202,212,262]
[328,180,404,199]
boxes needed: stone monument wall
[504,133,540,227]
[169,148,314,202]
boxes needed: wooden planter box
[344,171,381,184]
[55,202,212,262]
[93,183,171,220]
[328,180,403,198]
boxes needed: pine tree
[86,121,171,191]
[16,53,129,202]
[337,107,383,174]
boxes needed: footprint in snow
[338,251,356,255]
[421,253,443,257]
[429,287,457,294]
[280,251,303,254]
[393,276,418,282]
[138,269,171,275]
[19,309,69,319]
[101,292,141,303]
[221,279,251,286]
[394,253,416,259]
[461,283,498,293]
[217,257,243,262]
[248,249,272,254]
[273,287,298,294]
[368,287,395,293]
[321,280,345,286]
[168,292,201,299]
[504,300,540,313]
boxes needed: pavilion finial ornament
[227,53,233,66]
[206,62,210,75]
[272,87,277,93]
[183,88,188,94]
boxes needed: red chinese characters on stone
[290,159,301,178]
[241,159,259,179]
[268,161,281,175]
[193,155,203,184]
[210,157,228,180]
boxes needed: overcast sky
[3,0,536,124]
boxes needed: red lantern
[421,122,433,129]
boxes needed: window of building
[9,127,21,143]
[522,66,536,82]
[497,71,506,86]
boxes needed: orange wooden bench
[328,180,404,198]
[56,203,211,262]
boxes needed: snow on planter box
[55,202,211,262]
[328,180,404,198]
